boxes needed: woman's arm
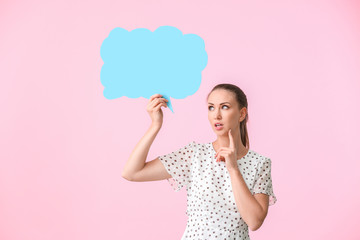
[228,168,269,231]
[121,123,161,179]
[121,94,168,180]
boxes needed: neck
[213,130,248,158]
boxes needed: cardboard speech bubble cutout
[100,26,208,112]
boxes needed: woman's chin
[214,129,228,135]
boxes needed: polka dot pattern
[158,141,277,240]
[252,157,277,206]
[158,141,195,192]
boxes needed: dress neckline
[209,142,251,161]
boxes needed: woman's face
[207,89,244,136]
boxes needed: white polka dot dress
[158,141,277,240]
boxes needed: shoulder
[248,149,272,166]
[186,141,213,153]
[186,141,208,148]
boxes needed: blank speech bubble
[100,26,208,112]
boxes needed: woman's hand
[146,94,168,128]
[214,129,238,171]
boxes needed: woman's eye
[208,105,229,110]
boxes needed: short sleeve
[252,158,277,206]
[158,141,196,192]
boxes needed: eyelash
[208,105,229,110]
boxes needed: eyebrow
[208,102,231,105]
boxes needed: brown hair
[207,83,250,149]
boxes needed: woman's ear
[239,107,247,122]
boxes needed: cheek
[225,112,237,123]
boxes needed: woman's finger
[153,100,168,109]
[154,102,167,112]
[217,155,226,162]
[149,94,162,102]
[148,96,162,108]
[228,129,234,148]
[147,97,157,109]
[215,149,228,160]
[150,95,169,104]
[216,150,230,162]
[149,98,160,108]
[215,147,230,158]
[149,97,166,108]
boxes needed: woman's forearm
[121,123,161,178]
[228,168,265,231]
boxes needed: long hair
[207,83,250,149]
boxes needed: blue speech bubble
[100,26,208,113]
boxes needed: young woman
[122,83,277,240]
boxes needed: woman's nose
[214,110,221,119]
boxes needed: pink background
[1,0,360,239]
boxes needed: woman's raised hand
[146,94,168,127]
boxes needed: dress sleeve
[158,141,196,192]
[252,157,277,206]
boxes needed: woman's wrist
[150,122,162,131]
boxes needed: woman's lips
[214,123,223,130]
